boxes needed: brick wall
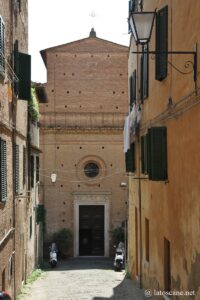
[40,33,129,256]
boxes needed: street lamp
[129,11,156,45]
[129,10,198,86]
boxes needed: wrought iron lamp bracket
[132,44,198,85]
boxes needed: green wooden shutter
[0,139,7,202]
[23,146,26,186]
[36,204,45,224]
[132,70,136,105]
[30,155,34,188]
[148,127,168,181]
[125,143,135,173]
[147,130,152,176]
[0,17,5,75]
[141,135,149,174]
[15,144,19,194]
[30,216,32,239]
[130,70,136,109]
[156,6,168,81]
[140,55,143,101]
[36,156,39,182]
[143,45,148,99]
[141,136,145,173]
[129,76,133,109]
[18,52,31,100]
[128,1,132,32]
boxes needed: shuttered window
[125,143,136,173]
[148,127,168,181]
[142,45,148,99]
[130,70,136,109]
[156,6,168,81]
[0,139,7,202]
[14,45,31,100]
[15,144,19,194]
[141,135,148,174]
[30,155,34,188]
[0,16,5,76]
[36,156,39,182]
[23,146,26,186]
[140,45,148,101]
[140,55,143,101]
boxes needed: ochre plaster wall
[128,1,200,299]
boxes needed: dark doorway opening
[79,205,104,256]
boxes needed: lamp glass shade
[130,11,156,44]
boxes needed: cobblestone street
[22,258,148,300]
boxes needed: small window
[0,138,7,202]
[84,162,99,178]
[0,16,5,77]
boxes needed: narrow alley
[22,259,148,300]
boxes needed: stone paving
[21,258,150,300]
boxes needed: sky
[28,0,130,83]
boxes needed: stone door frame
[73,192,110,257]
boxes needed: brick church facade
[39,29,129,256]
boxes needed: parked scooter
[49,242,58,268]
[113,242,125,271]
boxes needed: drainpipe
[136,41,143,289]
[138,133,143,289]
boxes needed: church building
[39,29,129,257]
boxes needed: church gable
[42,35,128,55]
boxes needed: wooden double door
[79,205,104,256]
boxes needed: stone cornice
[40,127,123,134]
[39,111,126,132]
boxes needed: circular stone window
[84,162,99,178]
